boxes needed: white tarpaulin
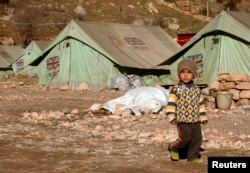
[90,86,170,116]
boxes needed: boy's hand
[201,120,208,125]
[170,119,177,125]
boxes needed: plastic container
[216,91,233,110]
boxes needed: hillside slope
[0,0,249,47]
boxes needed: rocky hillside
[0,0,249,47]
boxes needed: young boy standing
[166,59,208,163]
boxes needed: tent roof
[33,20,180,69]
[11,40,50,65]
[32,40,51,51]
[195,10,250,42]
[158,10,250,66]
[0,45,23,68]
[227,11,250,27]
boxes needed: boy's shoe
[170,151,179,161]
[199,147,205,152]
[167,144,171,152]
[190,158,202,163]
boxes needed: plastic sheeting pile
[90,86,170,116]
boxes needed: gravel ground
[0,76,249,173]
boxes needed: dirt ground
[0,76,249,173]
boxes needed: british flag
[16,59,24,67]
[47,56,60,71]
[46,56,60,78]
[16,59,24,72]
[186,53,204,78]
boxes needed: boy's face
[179,69,194,83]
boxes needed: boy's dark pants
[169,123,202,161]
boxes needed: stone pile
[210,73,250,108]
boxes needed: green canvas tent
[0,45,23,76]
[11,40,50,75]
[157,10,250,85]
[30,20,180,89]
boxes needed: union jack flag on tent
[46,56,60,78]
[186,53,204,78]
[16,59,24,72]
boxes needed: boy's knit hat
[177,59,197,78]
